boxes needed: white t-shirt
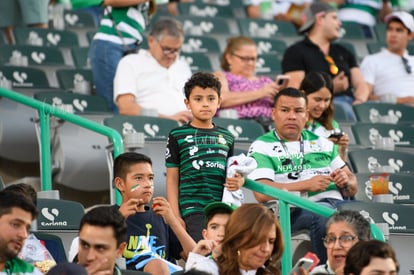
[114,49,192,116]
[243,0,311,17]
[360,49,414,97]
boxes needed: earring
[237,250,240,256]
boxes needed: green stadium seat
[0,65,50,89]
[71,47,90,68]
[237,18,298,38]
[56,68,93,91]
[103,115,180,142]
[252,37,287,56]
[256,53,282,76]
[354,172,414,205]
[351,122,414,148]
[352,102,414,124]
[63,9,97,29]
[212,117,265,143]
[174,15,233,36]
[34,91,110,114]
[348,149,414,174]
[177,2,234,17]
[0,45,65,66]
[182,35,221,54]
[13,27,80,47]
[179,52,213,72]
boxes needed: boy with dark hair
[0,190,41,275]
[166,72,244,242]
[77,206,127,275]
[113,152,195,275]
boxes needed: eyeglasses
[156,40,181,56]
[232,53,257,63]
[322,235,357,248]
[325,55,339,75]
[402,57,412,74]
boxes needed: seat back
[103,115,180,142]
[13,27,80,47]
[175,15,233,36]
[333,102,352,122]
[355,172,414,205]
[0,45,65,66]
[177,2,234,17]
[56,68,93,91]
[0,65,50,88]
[340,21,373,40]
[63,9,97,29]
[337,201,414,234]
[252,37,287,56]
[348,149,414,174]
[351,123,414,148]
[71,47,90,68]
[373,23,387,43]
[366,42,386,54]
[256,53,282,76]
[36,198,85,231]
[179,52,213,72]
[181,35,221,54]
[34,91,110,114]
[352,102,414,124]
[237,18,298,38]
[212,117,265,143]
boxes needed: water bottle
[260,0,273,20]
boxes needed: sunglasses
[325,55,339,75]
[402,57,412,74]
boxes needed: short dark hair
[184,72,221,99]
[273,87,307,107]
[344,240,399,275]
[0,190,38,220]
[113,152,152,181]
[79,206,127,246]
[326,210,371,241]
[4,183,37,205]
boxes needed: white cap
[385,11,414,33]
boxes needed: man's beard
[0,241,20,262]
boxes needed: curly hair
[183,72,221,99]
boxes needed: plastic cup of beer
[369,173,389,195]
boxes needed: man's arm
[350,67,369,104]
[116,94,141,115]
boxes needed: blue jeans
[333,95,357,122]
[291,198,344,264]
[89,39,138,113]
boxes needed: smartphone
[275,74,290,87]
[328,129,344,139]
[289,257,314,275]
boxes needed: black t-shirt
[282,37,359,98]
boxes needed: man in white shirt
[360,11,414,106]
[114,18,193,123]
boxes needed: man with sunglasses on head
[360,11,414,107]
[114,18,193,124]
[281,2,369,121]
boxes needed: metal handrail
[0,87,384,275]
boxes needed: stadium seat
[373,23,387,44]
[177,2,234,17]
[71,47,90,68]
[334,41,357,57]
[366,41,386,54]
[340,21,374,40]
[13,27,80,47]
[0,65,50,89]
[348,149,414,174]
[103,115,180,142]
[63,9,97,29]
[0,45,66,67]
[333,102,353,122]
[237,18,298,38]
[352,102,414,124]
[179,52,213,72]
[252,37,287,56]
[56,68,93,92]
[212,117,265,143]
[256,53,282,76]
[182,35,221,54]
[174,15,234,36]
[34,91,110,114]
[354,172,414,205]
[351,122,414,148]
[337,201,414,234]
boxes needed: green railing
[0,88,384,275]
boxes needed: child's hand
[192,240,216,256]
[119,198,143,218]
[224,173,245,191]
[152,196,174,224]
